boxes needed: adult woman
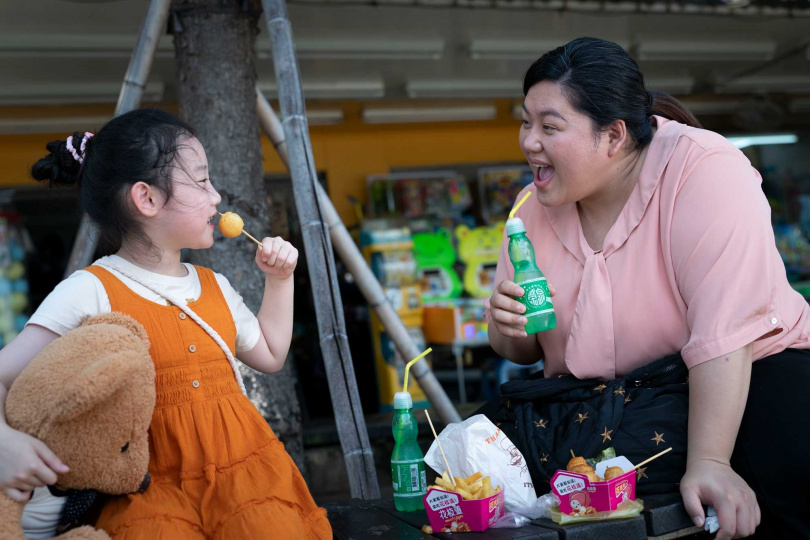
[487,37,810,540]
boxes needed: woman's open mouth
[533,163,554,189]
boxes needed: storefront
[5,103,807,418]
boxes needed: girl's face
[519,81,614,208]
[157,137,221,250]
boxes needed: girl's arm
[0,324,70,501]
[238,237,298,374]
[679,343,760,540]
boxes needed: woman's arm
[238,237,298,374]
[0,324,70,501]
[680,343,760,540]
[488,319,544,365]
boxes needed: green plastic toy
[412,229,463,301]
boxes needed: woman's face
[519,81,613,207]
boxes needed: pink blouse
[493,116,810,379]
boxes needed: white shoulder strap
[96,263,247,396]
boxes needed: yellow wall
[1,101,525,225]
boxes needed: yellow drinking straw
[403,348,432,393]
[509,191,533,220]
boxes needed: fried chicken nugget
[569,464,602,483]
[566,457,588,471]
[571,464,595,475]
[604,466,625,480]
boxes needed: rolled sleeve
[489,221,514,323]
[213,272,262,353]
[672,148,782,368]
[26,270,109,335]
[493,225,513,286]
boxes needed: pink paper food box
[423,485,505,533]
[551,456,636,515]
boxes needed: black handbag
[477,354,689,496]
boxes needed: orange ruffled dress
[87,266,331,540]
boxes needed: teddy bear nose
[138,473,151,492]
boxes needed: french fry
[435,477,455,491]
[456,487,475,500]
[481,477,494,498]
[430,471,500,500]
[465,472,483,484]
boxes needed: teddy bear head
[6,313,155,495]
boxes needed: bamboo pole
[64,0,172,277]
[262,0,380,499]
[256,90,461,426]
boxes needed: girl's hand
[0,423,68,502]
[485,279,556,338]
[680,459,760,539]
[255,237,298,281]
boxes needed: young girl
[0,108,332,539]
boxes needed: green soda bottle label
[518,277,554,316]
[391,458,427,497]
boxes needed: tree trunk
[171,0,305,471]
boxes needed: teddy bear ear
[80,312,150,350]
[52,353,147,423]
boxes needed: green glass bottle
[391,391,427,511]
[506,217,556,334]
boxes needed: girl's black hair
[524,37,702,148]
[31,108,197,254]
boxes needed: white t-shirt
[28,255,262,354]
[21,487,66,538]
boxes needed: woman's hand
[486,279,556,338]
[680,458,760,539]
[0,423,68,502]
[255,237,298,281]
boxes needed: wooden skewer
[425,410,456,486]
[632,447,672,471]
[571,449,576,459]
[219,212,263,246]
[242,230,263,246]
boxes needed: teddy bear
[0,312,156,540]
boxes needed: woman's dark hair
[524,37,702,148]
[31,108,197,254]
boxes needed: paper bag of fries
[425,414,551,521]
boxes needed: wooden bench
[324,493,708,539]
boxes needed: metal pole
[262,0,380,499]
[256,90,461,425]
[64,0,172,277]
